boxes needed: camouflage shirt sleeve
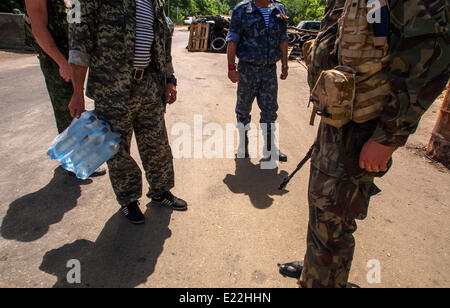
[226,6,242,43]
[277,2,289,42]
[68,0,99,67]
[372,0,450,147]
[165,18,175,76]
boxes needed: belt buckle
[134,68,145,81]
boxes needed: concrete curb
[0,13,33,51]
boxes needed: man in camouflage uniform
[23,0,106,178]
[69,0,188,224]
[22,0,74,134]
[226,0,289,163]
[279,0,449,287]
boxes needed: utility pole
[427,84,450,168]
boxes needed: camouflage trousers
[95,70,174,207]
[299,119,386,288]
[37,47,73,134]
[236,61,279,126]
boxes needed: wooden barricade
[188,22,210,52]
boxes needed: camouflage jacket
[22,0,70,53]
[309,0,449,147]
[226,0,289,65]
[371,0,450,147]
[69,0,174,102]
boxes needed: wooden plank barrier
[188,22,210,52]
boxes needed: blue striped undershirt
[134,0,155,68]
[256,5,271,28]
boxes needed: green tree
[166,0,226,23]
[163,0,326,25]
[279,0,326,25]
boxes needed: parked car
[183,16,196,25]
[296,20,321,31]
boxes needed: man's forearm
[71,64,88,94]
[33,28,67,67]
[280,40,288,67]
[227,41,238,66]
[25,0,67,67]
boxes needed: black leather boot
[261,126,287,162]
[237,129,250,158]
[278,261,303,279]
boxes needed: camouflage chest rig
[311,0,391,128]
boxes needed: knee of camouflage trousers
[236,61,279,126]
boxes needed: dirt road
[0,28,448,288]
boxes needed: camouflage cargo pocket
[310,151,373,221]
[309,152,344,215]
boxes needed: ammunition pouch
[311,66,355,128]
[310,65,391,128]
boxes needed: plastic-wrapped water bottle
[75,135,120,180]
[47,110,121,179]
[47,111,102,160]
[61,127,108,172]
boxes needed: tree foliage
[0,0,325,25]
[164,0,326,25]
[279,0,327,25]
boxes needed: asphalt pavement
[0,28,448,288]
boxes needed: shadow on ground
[223,158,289,209]
[39,204,172,288]
[1,166,92,242]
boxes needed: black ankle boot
[237,129,249,158]
[278,261,304,279]
[261,126,287,162]
[278,152,288,162]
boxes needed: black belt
[132,67,149,81]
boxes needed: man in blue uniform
[226,0,289,164]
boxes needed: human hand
[68,92,85,118]
[359,138,395,173]
[166,83,177,104]
[228,70,240,83]
[59,60,72,82]
[280,66,289,80]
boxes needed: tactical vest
[311,0,391,128]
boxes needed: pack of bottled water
[47,111,120,180]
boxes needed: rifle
[278,145,314,190]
